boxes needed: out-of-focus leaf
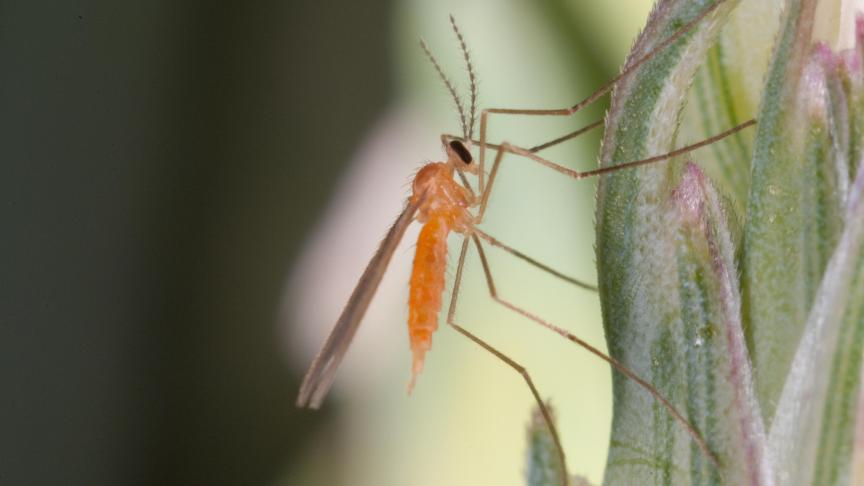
[852,370,864,485]
[767,163,864,485]
[526,406,567,486]
[848,18,864,178]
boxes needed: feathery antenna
[449,15,478,141]
[420,39,468,140]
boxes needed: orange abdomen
[407,215,450,391]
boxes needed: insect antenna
[449,15,478,141]
[420,38,468,141]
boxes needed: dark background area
[0,0,663,483]
[1,1,391,484]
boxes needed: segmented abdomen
[407,214,450,391]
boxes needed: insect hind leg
[446,237,569,486]
[468,234,720,467]
[474,0,729,192]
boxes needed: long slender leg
[461,124,757,293]
[447,237,569,486]
[444,117,603,158]
[475,119,755,222]
[472,228,597,292]
[528,119,604,154]
[476,0,729,191]
[447,116,602,161]
[469,234,720,467]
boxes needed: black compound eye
[449,140,473,164]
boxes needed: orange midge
[407,143,477,391]
[295,16,486,409]
[295,136,480,409]
[296,6,754,477]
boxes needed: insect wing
[296,196,422,408]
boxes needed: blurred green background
[2,1,650,485]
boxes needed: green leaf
[593,0,775,483]
[852,366,864,485]
[764,19,864,486]
[678,0,781,213]
[526,406,568,486]
[767,165,864,485]
[849,20,864,179]
[668,164,769,485]
[595,0,864,483]
[741,0,847,423]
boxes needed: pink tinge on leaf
[851,14,864,75]
[671,161,771,484]
[857,14,864,41]
[803,44,831,120]
[841,16,863,76]
[840,49,861,76]
[671,162,708,229]
[837,15,864,78]
[813,41,837,64]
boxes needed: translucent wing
[296,196,422,408]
